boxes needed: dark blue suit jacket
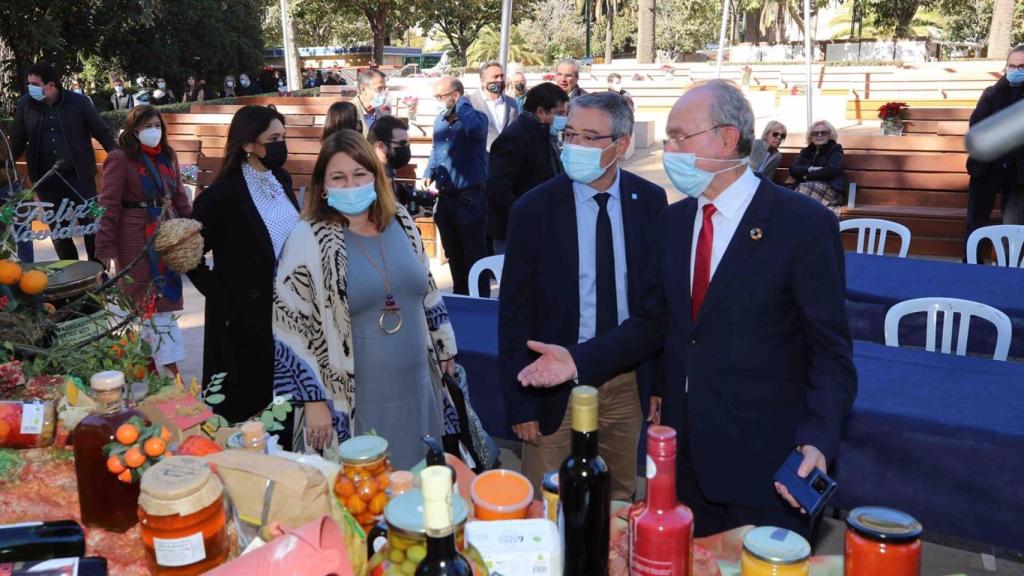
[571,175,857,507]
[500,171,668,435]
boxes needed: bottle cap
[570,386,599,433]
[419,465,453,532]
[139,456,223,516]
[90,370,125,392]
[647,425,677,457]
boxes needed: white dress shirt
[242,163,300,259]
[573,170,630,342]
[689,167,760,293]
[483,95,507,132]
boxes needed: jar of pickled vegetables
[740,526,811,576]
[366,488,488,576]
[0,400,56,449]
[334,435,395,531]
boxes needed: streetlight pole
[498,0,513,70]
[585,0,592,61]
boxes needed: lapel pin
[750,227,763,240]
[632,193,637,200]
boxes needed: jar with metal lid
[334,435,395,531]
[740,526,811,576]
[0,400,57,448]
[366,488,488,575]
[845,506,922,576]
[138,456,230,575]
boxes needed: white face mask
[138,127,162,148]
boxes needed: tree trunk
[637,0,655,63]
[775,1,785,44]
[605,6,614,64]
[744,9,760,43]
[988,0,1014,58]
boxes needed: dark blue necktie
[594,192,616,335]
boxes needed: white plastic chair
[884,297,1012,361]
[839,218,912,258]
[468,255,504,298]
[965,225,1024,267]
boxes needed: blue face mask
[560,141,616,184]
[371,91,388,108]
[326,182,377,216]
[28,84,45,101]
[663,153,748,198]
[1007,69,1024,86]
[550,115,568,136]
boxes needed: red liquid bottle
[628,426,694,576]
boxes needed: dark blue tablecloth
[845,253,1024,358]
[444,294,1024,550]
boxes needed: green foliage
[412,0,537,63]
[655,0,723,57]
[466,26,546,66]
[519,0,587,61]
[265,0,374,48]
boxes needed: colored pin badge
[750,227,763,240]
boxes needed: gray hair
[807,119,838,144]
[1010,44,1024,60]
[357,67,386,88]
[571,92,634,140]
[479,60,503,78]
[555,58,580,77]
[699,80,755,156]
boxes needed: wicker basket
[154,218,205,273]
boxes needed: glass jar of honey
[334,435,395,531]
[845,506,922,576]
[365,488,488,576]
[740,526,811,576]
[138,456,230,575]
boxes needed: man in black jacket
[11,62,116,261]
[486,82,569,254]
[965,45,1024,261]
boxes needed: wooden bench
[902,107,973,136]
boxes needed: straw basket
[154,218,205,273]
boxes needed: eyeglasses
[1007,64,1024,71]
[434,90,457,102]
[563,130,615,146]
[771,131,787,140]
[661,124,731,148]
[811,130,830,137]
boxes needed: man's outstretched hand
[517,340,578,388]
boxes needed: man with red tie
[517,80,857,537]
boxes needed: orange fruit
[144,437,166,457]
[118,470,133,483]
[368,492,388,515]
[345,493,367,515]
[375,472,390,491]
[116,423,139,445]
[106,455,126,474]
[0,260,22,285]
[357,512,376,526]
[18,270,47,295]
[335,475,356,499]
[159,427,171,442]
[124,446,145,468]
[133,366,147,381]
[357,477,378,502]
[0,420,10,444]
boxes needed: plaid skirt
[795,181,843,216]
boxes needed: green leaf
[271,403,288,420]
[205,393,225,405]
[207,385,222,393]
[259,412,275,429]
[267,422,284,432]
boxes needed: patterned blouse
[242,162,300,259]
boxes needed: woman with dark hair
[188,105,300,425]
[272,130,456,467]
[183,75,206,103]
[95,105,193,375]
[320,101,363,141]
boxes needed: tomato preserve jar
[845,506,922,576]
[740,526,811,576]
[138,456,230,575]
[335,435,395,531]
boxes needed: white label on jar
[372,535,388,553]
[645,455,657,479]
[154,532,206,567]
[20,403,44,435]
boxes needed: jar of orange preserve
[138,456,230,575]
[740,526,811,576]
[845,506,922,576]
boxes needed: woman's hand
[440,359,456,377]
[304,401,334,451]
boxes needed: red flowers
[878,101,908,120]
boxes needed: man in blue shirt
[425,76,489,295]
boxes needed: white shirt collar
[572,169,622,204]
[698,167,759,221]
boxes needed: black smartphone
[773,449,837,517]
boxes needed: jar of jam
[365,489,488,576]
[0,400,57,449]
[334,435,395,531]
[740,526,811,576]
[138,456,230,575]
[845,506,922,576]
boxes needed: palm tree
[466,25,546,66]
[988,0,1014,57]
[637,0,655,63]
[575,0,621,63]
[828,1,943,40]
[759,0,806,44]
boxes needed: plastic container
[740,526,811,576]
[365,489,488,575]
[470,469,534,520]
[845,506,922,576]
[334,435,394,531]
[541,471,559,523]
[225,421,268,453]
[138,456,230,575]
[0,400,57,448]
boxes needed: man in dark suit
[501,92,667,500]
[517,80,856,537]
[486,82,568,255]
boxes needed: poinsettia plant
[878,101,908,120]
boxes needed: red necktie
[691,204,717,321]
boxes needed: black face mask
[513,82,526,94]
[259,140,288,169]
[486,81,504,94]
[388,144,412,169]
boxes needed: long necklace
[350,232,402,334]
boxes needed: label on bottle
[154,532,206,567]
[1,557,79,576]
[19,403,44,435]
[372,535,388,553]
[645,455,657,479]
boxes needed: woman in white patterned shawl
[272,130,458,467]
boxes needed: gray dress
[345,221,442,470]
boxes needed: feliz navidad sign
[0,198,105,243]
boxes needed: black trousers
[435,186,488,296]
[33,173,97,262]
[964,169,1020,262]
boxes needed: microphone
[964,99,1024,162]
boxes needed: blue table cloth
[444,294,1024,550]
[845,253,1024,358]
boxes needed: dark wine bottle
[559,385,611,576]
[414,466,473,576]
[0,520,85,562]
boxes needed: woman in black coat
[188,105,300,425]
[789,119,847,215]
